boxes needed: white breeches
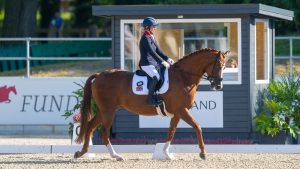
[141,65,160,80]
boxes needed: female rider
[139,17,175,106]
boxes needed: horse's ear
[224,50,230,55]
[220,50,230,59]
[218,51,222,58]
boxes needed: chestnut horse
[74,48,228,160]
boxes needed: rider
[139,17,175,106]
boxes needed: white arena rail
[0,144,299,154]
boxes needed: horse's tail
[76,74,97,144]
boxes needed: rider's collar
[144,30,152,36]
[144,31,156,41]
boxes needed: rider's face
[149,26,156,33]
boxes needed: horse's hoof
[113,154,125,161]
[199,153,206,160]
[116,156,125,161]
[164,151,175,160]
[74,151,81,159]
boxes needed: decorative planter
[258,132,293,144]
[72,123,95,145]
[71,123,95,157]
[71,123,81,145]
[71,123,102,145]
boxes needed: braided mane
[175,48,219,65]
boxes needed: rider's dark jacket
[139,31,169,68]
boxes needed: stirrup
[147,100,163,106]
[155,95,163,106]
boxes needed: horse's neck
[175,54,210,84]
[8,87,15,93]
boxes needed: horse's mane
[175,48,219,65]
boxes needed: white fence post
[26,38,31,78]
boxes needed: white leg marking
[106,143,124,161]
[163,141,175,160]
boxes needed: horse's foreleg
[74,116,101,158]
[180,108,206,159]
[164,116,180,160]
[102,113,124,161]
[166,116,180,142]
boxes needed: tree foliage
[1,0,299,37]
[73,0,112,29]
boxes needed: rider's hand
[162,61,170,69]
[167,58,175,65]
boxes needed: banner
[0,78,85,124]
[139,91,223,128]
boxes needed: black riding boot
[147,77,163,106]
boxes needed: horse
[74,48,229,161]
[0,86,17,103]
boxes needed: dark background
[0,0,298,37]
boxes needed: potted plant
[254,75,300,144]
[62,82,101,144]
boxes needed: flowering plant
[73,112,81,123]
[62,82,99,135]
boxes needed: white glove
[162,61,170,69]
[167,58,175,65]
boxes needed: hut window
[121,19,241,84]
[255,19,269,83]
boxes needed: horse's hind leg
[74,114,101,158]
[180,108,206,159]
[101,109,124,161]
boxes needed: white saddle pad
[132,69,169,95]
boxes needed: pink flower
[73,112,81,123]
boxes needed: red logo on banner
[0,85,17,103]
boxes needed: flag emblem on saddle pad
[136,86,143,91]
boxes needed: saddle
[132,67,169,95]
[132,68,173,117]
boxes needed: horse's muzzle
[215,83,223,90]
[210,82,223,91]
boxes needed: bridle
[204,57,224,84]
